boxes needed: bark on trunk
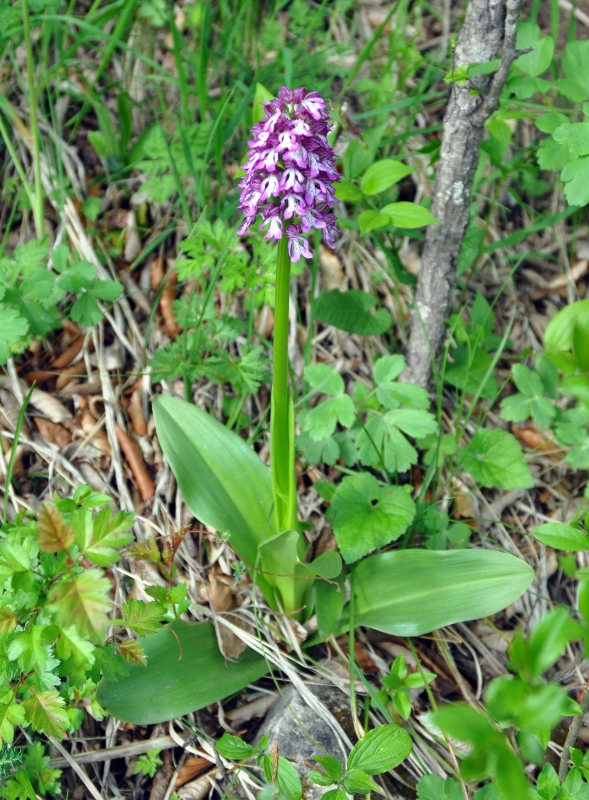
[402,0,523,388]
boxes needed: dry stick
[558,687,589,781]
[49,730,194,769]
[402,0,524,389]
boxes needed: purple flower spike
[238,87,340,262]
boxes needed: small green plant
[133,748,163,779]
[374,654,437,721]
[216,723,412,800]
[0,240,123,365]
[0,484,178,748]
[0,741,61,800]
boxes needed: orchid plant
[98,88,534,726]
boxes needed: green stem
[270,235,297,534]
[21,0,44,239]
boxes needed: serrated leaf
[561,156,589,206]
[534,522,589,551]
[313,289,393,336]
[37,503,74,553]
[216,733,257,760]
[84,508,134,566]
[545,299,589,353]
[514,23,554,76]
[458,429,533,489]
[304,395,356,441]
[331,473,415,564]
[23,690,69,738]
[557,40,589,101]
[70,293,102,326]
[118,638,147,666]
[0,305,29,364]
[305,363,344,395]
[48,569,112,640]
[360,159,412,195]
[356,413,419,474]
[91,280,123,302]
[347,724,412,774]
[122,599,163,636]
[553,122,589,156]
[537,137,572,171]
[55,626,96,668]
[0,608,17,634]
[535,111,569,134]
[381,202,439,228]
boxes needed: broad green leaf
[514,23,554,76]
[557,40,589,101]
[534,522,589,551]
[561,156,589,206]
[313,577,345,638]
[360,159,412,195]
[91,279,123,302]
[343,139,368,179]
[416,775,464,800]
[216,733,257,760]
[358,210,390,235]
[545,299,589,352]
[313,289,393,335]
[23,691,69,738]
[381,202,439,228]
[458,429,533,489]
[342,769,380,795]
[48,569,112,640]
[98,620,268,723]
[153,396,275,596]
[312,756,344,783]
[347,724,411,774]
[349,549,533,635]
[261,754,302,800]
[335,179,362,202]
[331,473,415,564]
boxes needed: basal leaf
[349,549,533,636]
[458,429,533,489]
[153,395,275,598]
[98,620,268,723]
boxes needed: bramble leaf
[48,569,112,640]
[23,690,69,739]
[560,156,589,206]
[37,504,74,553]
[0,699,26,745]
[122,598,164,636]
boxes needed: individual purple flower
[238,87,340,263]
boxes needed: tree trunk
[402,0,523,389]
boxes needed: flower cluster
[237,87,340,263]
